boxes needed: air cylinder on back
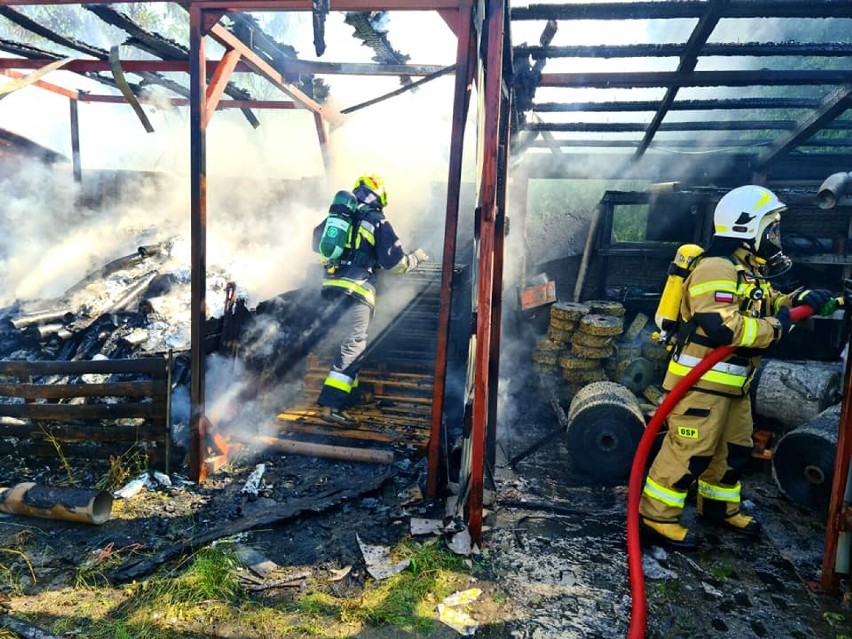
[566,381,646,482]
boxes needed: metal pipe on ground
[0,483,113,524]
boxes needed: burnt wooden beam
[110,467,396,583]
[635,0,728,160]
[523,120,852,132]
[85,5,260,126]
[0,403,166,420]
[0,380,167,400]
[511,1,852,20]
[533,97,822,112]
[525,137,852,149]
[539,70,852,88]
[278,58,448,76]
[517,42,852,59]
[0,6,188,99]
[0,422,163,442]
[518,151,852,182]
[0,358,168,376]
[527,138,774,148]
[756,84,852,170]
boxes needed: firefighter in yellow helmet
[639,185,836,549]
[313,174,429,425]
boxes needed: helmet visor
[754,218,782,259]
[755,220,792,279]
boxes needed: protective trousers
[640,389,754,523]
[317,296,371,410]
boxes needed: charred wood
[110,467,395,582]
[0,421,162,442]
[0,614,63,639]
[64,244,166,298]
[0,357,167,377]
[0,402,165,421]
[0,379,166,400]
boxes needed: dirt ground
[2,386,852,638]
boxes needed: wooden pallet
[275,366,434,454]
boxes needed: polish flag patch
[715,291,735,303]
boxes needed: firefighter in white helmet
[639,185,836,549]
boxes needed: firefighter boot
[698,496,761,538]
[320,406,359,426]
[640,518,699,550]
[348,382,375,407]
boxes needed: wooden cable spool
[565,381,646,482]
[772,404,840,513]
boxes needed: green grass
[10,537,480,639]
[290,537,472,634]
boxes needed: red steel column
[426,1,475,497]
[486,31,512,474]
[469,0,505,542]
[822,346,852,591]
[188,3,209,483]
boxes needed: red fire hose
[626,303,817,639]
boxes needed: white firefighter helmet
[713,185,790,277]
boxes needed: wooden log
[249,435,394,465]
[752,359,842,430]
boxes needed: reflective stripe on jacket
[662,253,791,396]
[316,207,408,309]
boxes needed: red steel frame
[1,0,506,541]
[822,345,852,591]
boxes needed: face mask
[753,220,791,279]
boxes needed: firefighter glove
[794,289,836,316]
[774,305,792,341]
[409,248,429,270]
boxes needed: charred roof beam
[634,0,728,161]
[756,84,852,170]
[518,42,852,59]
[539,70,852,88]
[524,120,852,132]
[0,6,189,100]
[527,138,852,148]
[511,1,852,20]
[88,5,262,127]
[518,151,852,182]
[534,97,822,112]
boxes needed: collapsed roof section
[509,0,852,184]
